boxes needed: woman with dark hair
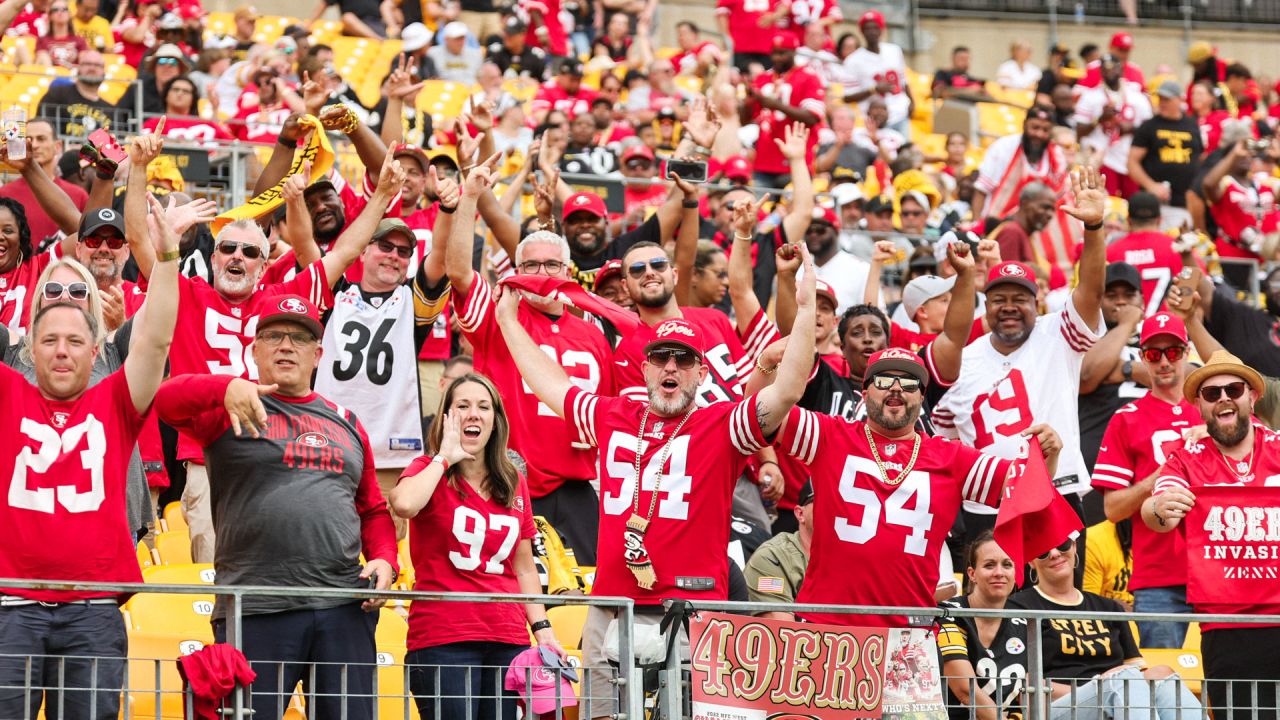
[689,239,729,310]
[591,12,633,64]
[142,76,235,141]
[835,32,859,62]
[389,373,566,720]
[113,0,159,68]
[35,1,87,68]
[0,197,49,333]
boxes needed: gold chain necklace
[865,424,922,486]
[1215,432,1258,481]
[622,403,696,589]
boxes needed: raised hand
[466,97,495,132]
[101,285,125,331]
[375,152,407,197]
[975,237,1002,268]
[461,152,502,197]
[278,112,308,145]
[145,193,181,255]
[871,239,898,265]
[1060,166,1106,229]
[945,237,975,275]
[386,57,425,101]
[670,169,697,200]
[533,166,559,219]
[319,104,357,133]
[732,194,764,238]
[280,160,311,205]
[162,194,219,237]
[455,119,484,167]
[130,119,166,167]
[775,242,801,274]
[796,241,816,308]
[300,71,328,115]
[683,95,720,149]
[774,121,810,161]
[431,165,460,209]
[437,412,478,465]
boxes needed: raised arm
[421,168,460,288]
[253,114,310,196]
[754,245,817,436]
[495,281,574,419]
[728,199,764,332]
[864,241,894,309]
[279,163,321,268]
[777,123,814,245]
[1201,141,1246,204]
[124,195,181,413]
[773,244,801,335]
[670,173,700,307]
[123,128,166,279]
[929,240,977,383]
[319,104,389,187]
[446,154,503,296]
[321,152,405,286]
[1061,166,1107,328]
[0,145,81,235]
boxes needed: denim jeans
[1050,666,1202,720]
[1132,586,1191,649]
[406,641,527,720]
[0,603,126,720]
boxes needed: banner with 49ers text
[1185,486,1280,605]
[689,612,946,720]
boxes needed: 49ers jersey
[613,307,752,406]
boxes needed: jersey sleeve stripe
[788,409,819,465]
[729,400,765,455]
[1059,308,1098,351]
[457,279,491,333]
[1153,475,1188,495]
[571,391,598,447]
[621,386,648,403]
[800,99,826,114]
[921,342,955,387]
[1093,463,1135,479]
[963,454,994,504]
[1091,474,1132,490]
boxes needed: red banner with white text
[1185,485,1280,605]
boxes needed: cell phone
[87,129,127,173]
[662,158,707,183]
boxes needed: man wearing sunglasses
[1091,312,1197,648]
[1145,351,1280,720]
[75,208,145,330]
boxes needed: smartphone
[662,158,708,183]
[87,129,127,173]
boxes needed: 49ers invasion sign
[1185,486,1280,604]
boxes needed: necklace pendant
[884,443,897,456]
[1237,460,1250,474]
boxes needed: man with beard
[988,182,1056,265]
[1078,262,1148,473]
[229,65,299,144]
[973,104,1068,222]
[530,58,596,122]
[843,10,912,136]
[1173,265,1280,377]
[559,112,618,176]
[498,238,817,720]
[1073,54,1152,199]
[486,16,546,82]
[36,50,120,138]
[1091,312,1197,648]
[806,203,875,313]
[75,208,145,330]
[777,346,1062,627]
[934,167,1108,568]
[444,161,614,564]
[1145,351,1280,720]
[746,35,824,188]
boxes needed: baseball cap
[899,189,932,211]
[503,648,577,716]
[832,183,864,208]
[622,144,655,163]
[1110,31,1134,50]
[257,295,325,339]
[1128,191,1161,221]
[503,15,527,34]
[797,479,814,506]
[593,258,624,292]
[556,57,584,76]
[1104,262,1142,293]
[721,155,751,184]
[644,318,705,358]
[157,12,183,29]
[1140,312,1189,345]
[772,34,800,51]
[303,177,338,197]
[401,22,431,52]
[233,4,258,21]
[1187,41,1214,65]
[372,217,414,244]
[864,347,929,387]
[563,191,607,221]
[901,275,956,320]
[282,24,309,39]
[79,207,125,239]
[814,278,837,309]
[391,143,429,172]
[1156,79,1185,99]
[986,261,1039,296]
[442,21,468,39]
[866,195,894,215]
[859,9,885,28]
[810,206,840,230]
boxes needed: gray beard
[90,264,120,287]
[648,383,696,416]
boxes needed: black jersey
[937,596,1028,720]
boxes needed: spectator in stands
[231,4,259,60]
[427,21,484,84]
[1083,517,1134,611]
[931,46,982,99]
[71,0,112,51]
[1074,54,1152,199]
[1169,265,1280,378]
[1105,192,1197,312]
[592,11,633,65]
[973,104,1066,222]
[114,0,160,68]
[34,1,85,68]
[833,183,869,254]
[1077,262,1144,470]
[561,112,618,175]
[1203,139,1280,261]
[807,203,875,313]
[815,106,874,178]
[1047,84,1076,129]
[1222,62,1258,117]
[744,479,813,620]
[937,531,1026,720]
[456,0,502,41]
[188,48,232,112]
[843,10,912,136]
[37,50,118,139]
[487,16,546,82]
[1129,80,1203,225]
[119,42,190,115]
[716,0,778,73]
[1077,32,1145,91]
[671,21,720,77]
[988,182,1055,265]
[144,78,236,141]
[1187,42,1228,103]
[627,59,693,125]
[0,119,87,251]
[1035,44,1073,106]
[747,35,823,188]
[687,240,728,311]
[531,57,596,122]
[231,66,303,143]
[310,0,396,39]
[389,371,566,720]
[796,22,846,83]
[898,190,929,236]
[1007,535,1200,720]
[995,40,1041,90]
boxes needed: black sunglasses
[82,234,125,250]
[217,241,264,260]
[374,239,413,258]
[42,281,90,301]
[627,257,670,278]
[646,347,699,369]
[869,375,922,393]
[1199,381,1246,403]
[1141,345,1187,364]
[1037,538,1074,560]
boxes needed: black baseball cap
[79,207,125,238]
[556,57,584,76]
[1128,191,1161,221]
[1104,262,1142,293]
[866,195,894,215]
[798,480,814,506]
[302,177,338,197]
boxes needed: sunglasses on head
[216,241,264,260]
[82,234,125,250]
[627,257,670,278]
[869,374,922,393]
[374,239,413,258]
[1037,538,1074,560]
[1141,345,1187,364]
[646,347,699,369]
[1199,380,1247,403]
[42,281,89,301]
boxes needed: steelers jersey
[937,596,1028,720]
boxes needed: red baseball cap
[563,191,607,221]
[865,347,929,387]
[256,295,324,339]
[772,33,800,51]
[1110,31,1134,50]
[859,10,885,28]
[814,278,838,309]
[643,318,705,358]
[721,155,751,184]
[593,258,624,291]
[622,144,656,163]
[810,206,841,230]
[985,261,1039,296]
[391,143,430,172]
[1140,312,1189,345]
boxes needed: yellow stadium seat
[137,542,157,570]
[547,605,588,651]
[1183,622,1201,651]
[123,592,216,640]
[204,11,233,35]
[1141,648,1204,697]
[143,563,216,586]
[374,610,420,719]
[416,80,474,129]
[99,79,130,105]
[163,502,187,533]
[154,530,194,565]
[127,631,209,720]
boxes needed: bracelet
[733,232,753,242]
[530,619,553,633]
[438,204,456,214]
[758,460,779,469]
[691,144,712,157]
[156,248,181,263]
[430,454,449,472]
[277,135,296,148]
[755,361,778,375]
[1084,220,1104,232]
[682,198,699,209]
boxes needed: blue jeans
[406,641,527,720]
[1133,586,1191,649]
[0,603,126,720]
[1050,666,1201,720]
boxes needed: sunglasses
[42,281,90,301]
[1140,345,1187,364]
[869,375,922,393]
[646,347,699,369]
[256,329,318,346]
[217,241,264,260]
[374,239,413,258]
[1037,538,1074,560]
[1199,380,1247,403]
[82,234,125,250]
[627,257,670,278]
[156,57,180,66]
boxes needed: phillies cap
[986,261,1039,296]
[562,191,607,221]
[772,34,800,51]
[1110,31,1134,50]
[814,278,838,309]
[810,206,841,230]
[593,258,624,291]
[643,318,705,358]
[858,9,885,28]
[504,648,578,715]
[864,347,929,387]
[901,275,956,320]
[1104,261,1142,293]
[722,155,751,183]
[256,295,324,339]
[1140,312,1189,345]
[79,207,125,239]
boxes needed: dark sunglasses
[1199,381,1247,403]
[217,241,264,260]
[646,347,698,369]
[374,239,413,258]
[42,281,90,301]
[627,257,670,278]
[1037,538,1074,560]
[1140,345,1187,364]
[81,234,125,250]
[869,375,922,393]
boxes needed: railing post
[229,592,246,719]
[619,601,641,720]
[660,623,681,720]
[229,146,246,208]
[1027,616,1046,720]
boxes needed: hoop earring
[1026,567,1038,586]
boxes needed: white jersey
[314,284,424,469]
[843,43,910,126]
[1073,81,1152,176]
[932,300,1102,513]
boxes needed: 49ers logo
[876,347,916,361]
[655,321,696,339]
[296,431,329,448]
[999,263,1028,277]
[279,297,308,314]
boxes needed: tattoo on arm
[756,400,771,431]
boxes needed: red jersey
[455,276,614,496]
[1076,61,1146,92]
[715,0,779,55]
[1209,175,1280,260]
[777,0,841,44]
[0,252,52,334]
[779,409,1012,627]
[530,81,597,119]
[749,66,825,174]
[169,263,333,460]
[143,115,235,143]
[401,456,537,650]
[121,280,147,318]
[6,3,46,36]
[519,0,568,56]
[565,386,768,603]
[670,41,723,75]
[613,306,752,406]
[1105,231,1203,315]
[230,104,291,144]
[0,367,145,601]
[1153,423,1280,630]
[1091,394,1197,590]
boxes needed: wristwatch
[530,619,552,633]
[1122,360,1133,382]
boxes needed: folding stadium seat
[204,12,233,36]
[374,610,420,719]
[1184,622,1201,652]
[547,605,589,651]
[154,530,194,565]
[127,631,209,720]
[1140,648,1204,697]
[137,542,157,570]
[416,81,472,132]
[123,590,216,640]
[162,501,187,533]
[143,563,216,586]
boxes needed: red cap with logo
[1110,31,1134,50]
[864,347,929,386]
[811,206,841,230]
[1140,312,1189,345]
[859,9,886,28]
[772,33,800,51]
[391,143,430,172]
[563,191,608,221]
[643,318,705,358]
[622,144,656,163]
[721,155,751,183]
[814,278,838,308]
[985,261,1039,296]
[594,258,624,291]
[256,294,325,339]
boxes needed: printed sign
[1185,485,1280,605]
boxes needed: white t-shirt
[844,43,910,126]
[809,250,875,314]
[994,60,1042,90]
[1073,81,1153,176]
[932,299,1103,514]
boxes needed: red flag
[499,274,643,334]
[993,438,1084,585]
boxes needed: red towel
[993,438,1084,585]
[500,274,643,334]
[176,644,257,720]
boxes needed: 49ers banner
[1185,486,1280,605]
[689,612,946,720]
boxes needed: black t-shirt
[568,213,662,287]
[1130,114,1203,208]
[800,355,859,419]
[1077,343,1145,473]
[37,83,122,138]
[937,595,1028,720]
[1006,588,1139,680]
[327,0,381,22]
[932,69,982,93]
[560,145,618,176]
[487,43,547,80]
[1206,285,1280,376]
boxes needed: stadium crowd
[2,0,1280,717]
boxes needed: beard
[993,324,1032,346]
[214,266,256,297]
[866,393,921,431]
[1022,134,1047,164]
[567,222,608,257]
[648,380,697,416]
[635,284,673,308]
[1207,410,1251,447]
[89,260,121,286]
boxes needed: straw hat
[1182,350,1265,404]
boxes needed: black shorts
[1203,625,1280,720]
[532,480,600,566]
